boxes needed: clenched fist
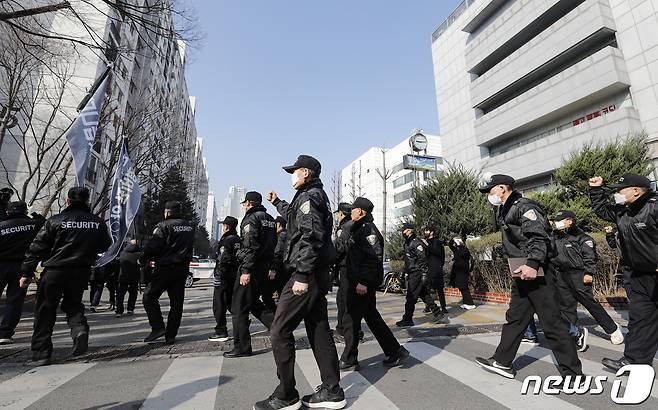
[588,176,604,187]
[266,192,278,203]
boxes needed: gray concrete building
[432,0,658,189]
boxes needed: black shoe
[301,384,346,409]
[396,319,414,327]
[164,338,175,345]
[475,356,516,379]
[115,312,123,318]
[339,360,360,371]
[144,328,166,343]
[126,311,134,316]
[208,332,230,342]
[109,303,115,310]
[89,306,96,313]
[358,330,365,343]
[71,331,89,356]
[441,307,449,314]
[224,348,252,358]
[383,346,409,367]
[423,306,432,314]
[253,395,301,410]
[25,357,51,367]
[432,313,450,325]
[602,357,631,372]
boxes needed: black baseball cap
[164,200,182,214]
[67,187,90,202]
[221,216,238,230]
[7,201,27,215]
[275,216,287,226]
[352,197,374,213]
[400,222,414,232]
[608,173,652,190]
[0,187,13,195]
[283,155,322,176]
[335,202,353,214]
[478,174,516,193]
[553,210,576,222]
[241,191,262,204]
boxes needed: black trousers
[0,262,27,339]
[459,287,474,305]
[335,267,360,335]
[270,269,340,401]
[403,273,438,321]
[432,269,447,309]
[231,267,275,352]
[142,263,187,340]
[89,280,104,307]
[212,276,235,334]
[555,269,617,334]
[106,276,117,305]
[116,282,138,314]
[624,272,658,364]
[31,269,89,360]
[341,286,400,365]
[261,273,279,312]
[493,267,582,377]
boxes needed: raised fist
[588,176,604,187]
[266,191,278,203]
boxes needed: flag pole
[77,64,113,111]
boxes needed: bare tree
[375,148,392,258]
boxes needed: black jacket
[404,234,428,277]
[425,237,445,275]
[0,214,44,262]
[140,216,195,267]
[214,230,240,286]
[345,214,383,288]
[21,203,111,277]
[333,218,354,271]
[273,179,336,283]
[238,204,276,274]
[119,243,141,283]
[552,227,597,273]
[448,239,472,288]
[590,188,658,272]
[498,192,550,270]
[271,229,288,273]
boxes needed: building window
[86,155,98,183]
[394,205,413,218]
[394,188,414,203]
[393,172,414,188]
[392,163,404,173]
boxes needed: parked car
[149,258,216,288]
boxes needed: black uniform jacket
[590,188,658,272]
[214,230,240,285]
[345,214,383,288]
[273,179,336,283]
[21,203,111,277]
[141,216,195,267]
[552,227,597,274]
[0,214,44,262]
[404,234,428,277]
[238,205,276,275]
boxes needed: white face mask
[554,220,566,230]
[614,192,627,205]
[291,172,301,188]
[488,194,503,206]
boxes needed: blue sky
[186,0,462,208]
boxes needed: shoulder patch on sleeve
[300,200,311,215]
[523,209,538,221]
[367,234,377,246]
[219,246,226,254]
[336,229,342,237]
[152,227,161,235]
[417,245,424,252]
[243,224,251,234]
[585,240,594,248]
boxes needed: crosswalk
[1,332,656,409]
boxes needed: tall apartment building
[220,186,247,226]
[432,0,658,190]
[340,133,442,233]
[206,191,219,243]
[0,1,209,222]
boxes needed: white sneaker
[461,304,477,310]
[0,337,13,345]
[610,324,624,345]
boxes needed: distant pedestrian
[423,226,448,313]
[20,187,112,366]
[116,239,141,317]
[88,265,105,313]
[0,188,13,222]
[448,236,475,310]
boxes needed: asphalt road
[0,281,656,409]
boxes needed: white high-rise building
[206,191,219,242]
[340,132,442,235]
[221,186,247,226]
[431,0,658,189]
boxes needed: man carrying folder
[474,174,582,381]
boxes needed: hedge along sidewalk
[443,287,629,310]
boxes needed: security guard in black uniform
[269,216,290,300]
[551,210,623,352]
[339,197,406,371]
[225,191,276,358]
[475,175,582,380]
[209,216,240,342]
[0,201,44,344]
[20,187,111,366]
[332,202,353,337]
[259,155,345,410]
[0,187,13,222]
[396,223,449,327]
[140,200,195,344]
[588,173,658,371]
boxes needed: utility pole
[376,147,392,260]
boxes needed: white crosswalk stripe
[404,342,583,410]
[140,356,223,409]
[296,347,399,409]
[0,362,96,409]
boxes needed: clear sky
[186,0,463,210]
